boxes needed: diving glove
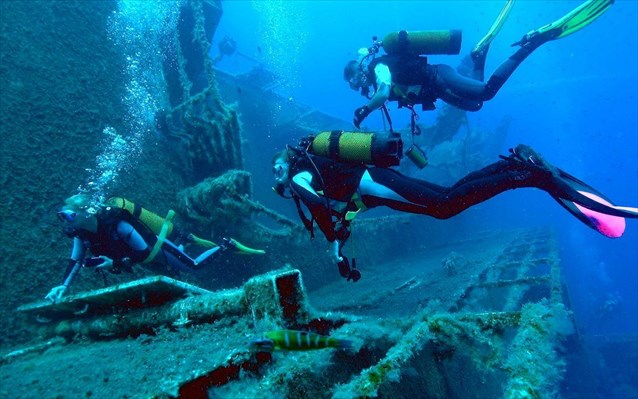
[353,105,371,129]
[45,285,67,303]
[337,257,361,282]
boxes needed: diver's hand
[331,241,343,263]
[337,256,361,282]
[353,105,371,129]
[45,285,67,303]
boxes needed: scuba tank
[381,30,462,56]
[105,197,174,237]
[305,131,403,167]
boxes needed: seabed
[1,227,577,399]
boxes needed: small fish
[257,46,262,54]
[250,330,352,352]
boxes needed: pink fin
[574,191,626,238]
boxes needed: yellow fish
[250,330,352,352]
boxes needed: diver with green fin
[272,132,637,282]
[46,195,265,302]
[345,0,614,134]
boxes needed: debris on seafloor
[3,228,578,399]
[442,251,467,276]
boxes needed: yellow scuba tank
[106,197,174,237]
[308,131,402,167]
[382,30,462,56]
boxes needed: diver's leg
[481,40,543,101]
[471,0,516,81]
[160,239,202,271]
[363,145,636,236]
[483,0,614,100]
[358,168,444,215]
[193,246,222,266]
[485,144,636,220]
[431,64,486,111]
[515,0,614,46]
[435,43,541,105]
[359,163,541,219]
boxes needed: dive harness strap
[293,194,315,239]
[346,192,367,221]
[143,209,175,264]
[380,104,394,133]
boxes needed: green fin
[518,0,614,45]
[230,238,265,255]
[189,234,217,249]
[473,0,516,55]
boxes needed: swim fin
[473,0,516,57]
[549,168,637,238]
[506,144,636,238]
[513,0,614,47]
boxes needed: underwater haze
[215,0,638,332]
[1,0,637,398]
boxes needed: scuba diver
[345,0,614,130]
[210,35,237,65]
[272,131,637,282]
[46,195,265,302]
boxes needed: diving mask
[272,161,289,183]
[348,72,368,91]
[57,209,78,223]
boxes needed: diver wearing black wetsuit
[272,143,637,281]
[46,199,231,302]
[346,0,615,128]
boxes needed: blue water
[212,1,637,396]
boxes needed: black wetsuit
[63,208,220,282]
[366,38,542,112]
[287,151,550,243]
[75,208,154,267]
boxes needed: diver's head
[272,150,290,184]
[271,150,291,197]
[343,60,358,82]
[57,194,99,236]
[344,60,368,92]
[344,47,372,92]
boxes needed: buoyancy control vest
[367,55,438,109]
[85,206,156,263]
[368,55,431,87]
[104,197,176,264]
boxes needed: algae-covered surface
[1,320,250,399]
[1,0,636,398]
[1,228,573,399]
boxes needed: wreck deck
[2,227,574,399]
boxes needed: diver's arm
[46,237,86,302]
[354,63,391,128]
[63,237,86,284]
[290,172,342,242]
[367,63,391,110]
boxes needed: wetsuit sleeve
[290,171,341,242]
[116,220,152,263]
[62,237,86,283]
[368,63,391,110]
